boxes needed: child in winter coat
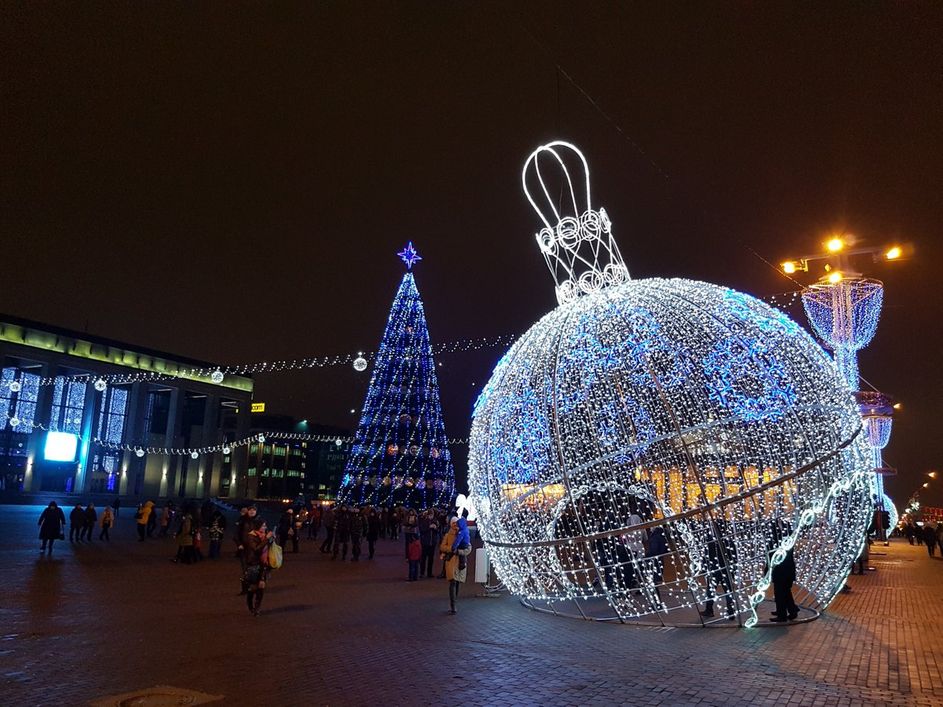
[407,537,422,581]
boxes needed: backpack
[267,542,283,570]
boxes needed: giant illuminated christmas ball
[468,142,873,627]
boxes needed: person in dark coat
[82,503,98,542]
[38,501,66,555]
[419,510,440,578]
[276,509,294,551]
[700,525,736,620]
[923,522,938,557]
[69,503,85,543]
[111,496,120,518]
[770,548,799,622]
[319,504,335,554]
[365,507,380,559]
[332,506,352,560]
[349,508,366,561]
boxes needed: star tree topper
[397,241,422,269]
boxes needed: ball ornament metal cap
[468,141,874,628]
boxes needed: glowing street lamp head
[826,237,845,253]
[782,261,798,274]
[885,246,902,260]
[827,271,843,284]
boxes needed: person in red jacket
[407,536,422,581]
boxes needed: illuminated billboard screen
[44,432,79,463]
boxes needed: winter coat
[85,506,98,526]
[177,515,193,547]
[407,539,422,562]
[99,508,114,528]
[137,501,154,526]
[38,505,66,540]
[923,524,938,545]
[420,518,440,547]
[245,531,271,567]
[440,526,457,556]
[366,515,380,540]
[70,506,85,527]
[771,548,796,585]
[333,511,352,541]
[349,513,366,539]
[446,545,472,583]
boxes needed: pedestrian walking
[208,510,226,559]
[445,518,473,615]
[82,503,97,541]
[320,504,335,553]
[276,508,293,551]
[770,543,798,622]
[243,517,274,616]
[350,507,366,561]
[923,522,938,557]
[332,506,352,560]
[38,501,66,556]
[111,496,120,518]
[99,506,114,541]
[700,525,736,619]
[366,507,380,559]
[172,509,196,564]
[419,510,440,578]
[438,517,457,579]
[134,503,147,541]
[403,508,419,558]
[158,504,172,538]
[237,506,258,594]
[145,500,157,537]
[69,503,85,542]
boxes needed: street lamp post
[783,235,906,542]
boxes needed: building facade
[0,314,253,500]
[240,413,350,500]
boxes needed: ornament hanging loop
[522,140,630,305]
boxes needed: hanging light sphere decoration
[135,448,146,458]
[353,355,368,372]
[210,369,225,384]
[8,381,21,393]
[222,445,232,455]
[94,378,108,392]
[468,142,873,628]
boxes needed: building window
[97,386,129,444]
[274,446,287,457]
[50,377,87,434]
[0,367,40,432]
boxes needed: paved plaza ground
[1,504,941,706]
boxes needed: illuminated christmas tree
[338,243,455,508]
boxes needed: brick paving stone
[1,505,941,706]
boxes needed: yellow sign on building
[251,402,266,413]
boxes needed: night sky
[3,4,941,503]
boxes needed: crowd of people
[900,519,943,557]
[229,501,476,615]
